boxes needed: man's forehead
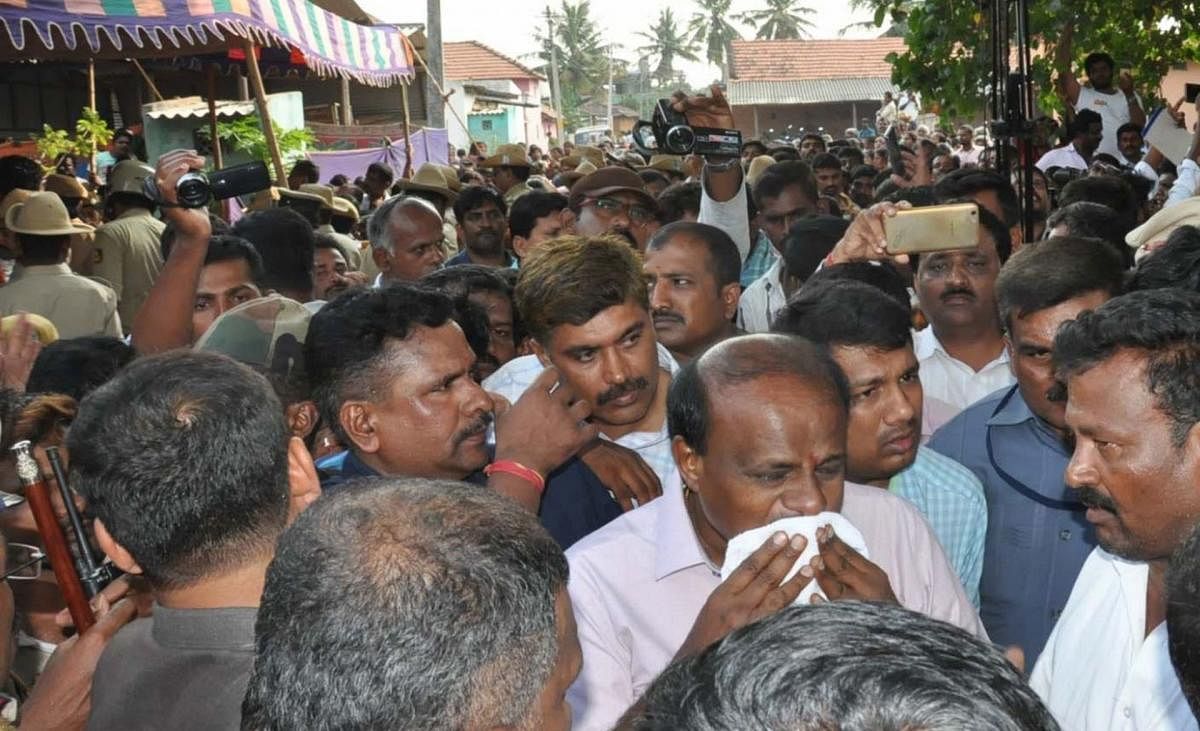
[549,301,649,347]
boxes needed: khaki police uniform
[0,263,121,338]
[92,208,165,326]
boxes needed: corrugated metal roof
[728,77,896,106]
[144,96,258,120]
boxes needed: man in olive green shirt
[92,161,164,327]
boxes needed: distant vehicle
[573,125,612,146]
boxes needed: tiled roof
[728,77,897,106]
[730,38,907,81]
[443,41,546,82]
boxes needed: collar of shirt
[116,208,155,221]
[653,473,714,580]
[913,326,1009,371]
[149,604,258,651]
[985,384,1036,428]
[11,263,71,279]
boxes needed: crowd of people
[0,45,1195,730]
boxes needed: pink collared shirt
[565,476,987,731]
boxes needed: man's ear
[371,246,389,274]
[94,519,142,576]
[1009,224,1024,252]
[671,436,704,494]
[285,401,319,442]
[561,209,578,234]
[456,222,467,243]
[339,401,380,454]
[511,234,531,261]
[720,282,741,321]
[530,338,551,367]
[286,436,321,522]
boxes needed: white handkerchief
[719,513,870,606]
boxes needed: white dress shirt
[1031,548,1197,731]
[698,171,750,263]
[913,326,1014,416]
[566,474,986,731]
[736,258,787,333]
[1036,142,1089,173]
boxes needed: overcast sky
[358,0,879,86]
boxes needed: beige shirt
[92,208,165,327]
[0,263,122,339]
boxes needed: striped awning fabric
[0,0,413,86]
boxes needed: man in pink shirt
[566,335,985,731]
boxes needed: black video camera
[631,99,741,158]
[143,160,272,209]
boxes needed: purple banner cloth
[308,128,449,185]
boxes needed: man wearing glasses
[565,167,660,251]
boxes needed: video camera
[631,99,741,159]
[142,160,272,209]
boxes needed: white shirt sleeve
[698,169,751,263]
[1133,159,1157,182]
[1166,159,1200,209]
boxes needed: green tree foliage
[856,0,1200,119]
[637,8,701,86]
[33,107,115,172]
[736,0,817,40]
[536,1,609,129]
[204,114,316,168]
[688,0,743,82]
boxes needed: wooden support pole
[340,76,354,126]
[88,59,97,178]
[206,65,227,221]
[128,58,164,102]
[241,37,287,186]
[400,81,414,179]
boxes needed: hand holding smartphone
[883,203,980,255]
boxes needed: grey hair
[634,602,1060,731]
[367,195,441,252]
[241,477,568,730]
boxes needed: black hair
[655,181,702,224]
[1058,175,1139,235]
[752,161,819,210]
[884,184,938,208]
[780,215,849,283]
[241,478,567,730]
[26,336,135,401]
[68,351,290,588]
[850,164,877,181]
[837,147,865,167]
[1116,122,1143,140]
[305,284,457,445]
[1070,109,1103,138]
[1129,225,1200,293]
[15,233,69,265]
[810,152,842,171]
[638,169,672,188]
[805,259,911,310]
[288,159,320,184]
[633,602,1058,731]
[770,148,800,162]
[773,279,912,353]
[452,184,507,223]
[366,162,394,183]
[232,207,316,299]
[1084,52,1115,75]
[160,214,231,260]
[0,155,42,196]
[996,236,1125,333]
[508,190,568,240]
[329,174,348,187]
[499,164,531,183]
[1045,201,1135,268]
[201,234,267,287]
[421,266,513,365]
[934,168,1020,228]
[668,334,849,455]
[1168,522,1200,719]
[1053,288,1200,446]
[646,221,741,289]
[800,133,825,146]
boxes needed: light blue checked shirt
[740,230,780,288]
[889,446,987,608]
[482,343,681,489]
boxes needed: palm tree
[736,0,817,40]
[637,8,700,87]
[688,0,742,82]
[534,1,608,127]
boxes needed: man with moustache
[775,280,987,605]
[565,335,984,731]
[930,237,1125,666]
[306,284,621,548]
[445,186,514,269]
[566,167,659,251]
[644,222,742,364]
[1030,288,1200,730]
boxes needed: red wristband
[484,460,546,494]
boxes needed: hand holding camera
[632,85,741,160]
[153,149,213,245]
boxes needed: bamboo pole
[241,38,287,186]
[340,76,354,126]
[87,59,97,179]
[206,65,228,221]
[400,81,414,179]
[128,58,164,102]
[407,37,471,141]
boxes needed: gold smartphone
[884,203,980,255]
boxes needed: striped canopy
[0,0,413,86]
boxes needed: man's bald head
[369,196,446,283]
[668,334,849,455]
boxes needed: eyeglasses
[3,543,44,581]
[583,197,656,224]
